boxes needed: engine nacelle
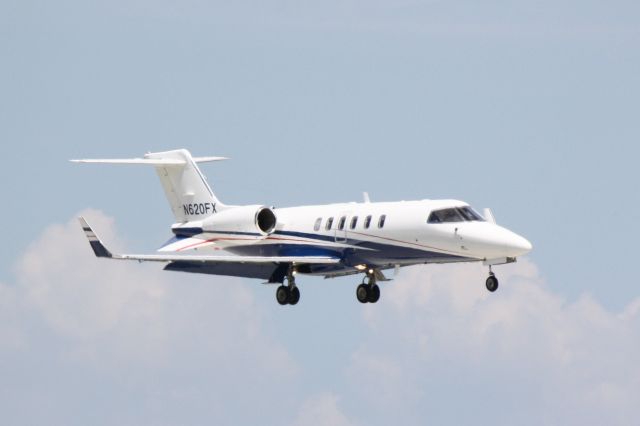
[201,205,277,236]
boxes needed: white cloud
[292,392,355,426]
[347,260,640,425]
[2,211,640,425]
[0,210,298,425]
[16,211,166,341]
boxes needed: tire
[367,284,380,303]
[486,276,499,292]
[276,285,290,305]
[288,287,300,305]
[356,284,369,304]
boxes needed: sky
[1,0,639,424]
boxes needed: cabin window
[338,216,346,231]
[378,214,386,228]
[314,217,322,231]
[350,216,358,229]
[364,215,372,229]
[325,217,334,230]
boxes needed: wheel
[276,285,290,305]
[367,284,380,303]
[288,287,300,305]
[485,275,499,292]
[356,284,369,303]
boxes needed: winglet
[78,217,113,258]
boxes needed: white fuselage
[74,149,532,304]
[174,199,532,277]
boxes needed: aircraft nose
[507,232,532,256]
[460,224,532,258]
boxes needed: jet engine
[201,205,277,236]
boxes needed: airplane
[72,149,532,306]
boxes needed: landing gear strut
[357,270,380,304]
[276,267,300,305]
[485,267,499,292]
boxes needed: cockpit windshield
[428,206,485,224]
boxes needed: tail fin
[145,149,227,222]
[72,149,227,223]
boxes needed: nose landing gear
[485,267,499,292]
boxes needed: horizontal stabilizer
[78,217,340,265]
[72,149,229,222]
[192,156,230,163]
[70,156,228,166]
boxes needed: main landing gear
[276,268,300,306]
[485,267,499,292]
[276,285,300,305]
[356,271,380,304]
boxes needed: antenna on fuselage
[483,208,496,224]
[363,192,371,203]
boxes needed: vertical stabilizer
[71,149,227,223]
[144,149,226,222]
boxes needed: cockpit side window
[427,211,441,223]
[428,206,485,223]
[441,208,463,222]
[458,206,484,221]
[428,208,461,223]
[457,207,474,221]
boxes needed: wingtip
[78,217,112,258]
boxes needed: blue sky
[1,1,639,424]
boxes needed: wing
[79,217,341,281]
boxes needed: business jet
[72,149,532,306]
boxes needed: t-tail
[71,149,228,223]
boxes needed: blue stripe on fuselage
[166,228,473,266]
[172,228,261,238]
[230,230,471,266]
